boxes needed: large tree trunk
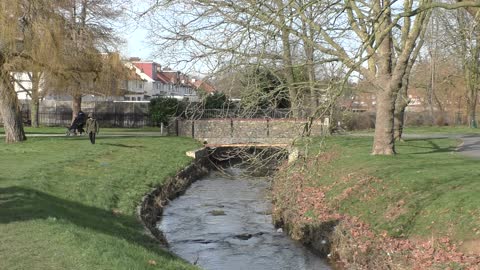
[72,93,82,121]
[0,71,27,143]
[371,0,397,155]
[372,85,396,155]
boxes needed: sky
[120,27,152,60]
[116,2,156,61]
[115,2,214,77]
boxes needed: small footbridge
[172,118,329,145]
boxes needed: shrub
[149,97,185,126]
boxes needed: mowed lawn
[305,136,480,244]
[0,135,201,270]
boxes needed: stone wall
[170,118,328,144]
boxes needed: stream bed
[158,168,331,270]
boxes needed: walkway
[456,135,480,159]
[347,132,480,158]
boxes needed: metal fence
[9,101,301,128]
[24,110,152,128]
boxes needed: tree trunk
[305,44,317,116]
[0,71,27,143]
[281,28,298,118]
[371,0,396,155]
[72,93,82,121]
[372,85,396,155]
[467,93,478,127]
[30,72,41,128]
[30,98,39,128]
[394,84,409,141]
[274,0,298,118]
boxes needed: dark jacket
[85,117,99,134]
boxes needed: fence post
[133,103,136,128]
[230,118,234,138]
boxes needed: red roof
[192,80,216,93]
[132,62,154,79]
[156,72,170,83]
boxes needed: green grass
[302,136,480,242]
[0,136,201,270]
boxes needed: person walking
[85,113,99,144]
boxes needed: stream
[158,167,331,270]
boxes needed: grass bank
[0,134,201,270]
[273,136,480,269]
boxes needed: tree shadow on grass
[0,186,176,260]
[99,142,146,148]
[402,139,456,154]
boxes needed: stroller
[66,111,86,136]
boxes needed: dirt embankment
[271,151,480,270]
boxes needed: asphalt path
[398,133,480,158]
[455,135,480,159]
[343,132,480,159]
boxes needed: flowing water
[158,168,331,270]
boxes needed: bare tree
[54,0,124,120]
[146,0,480,154]
[455,6,480,127]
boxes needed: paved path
[347,132,480,158]
[400,133,480,158]
[455,135,480,159]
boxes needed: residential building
[124,60,206,102]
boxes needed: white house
[12,72,44,100]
